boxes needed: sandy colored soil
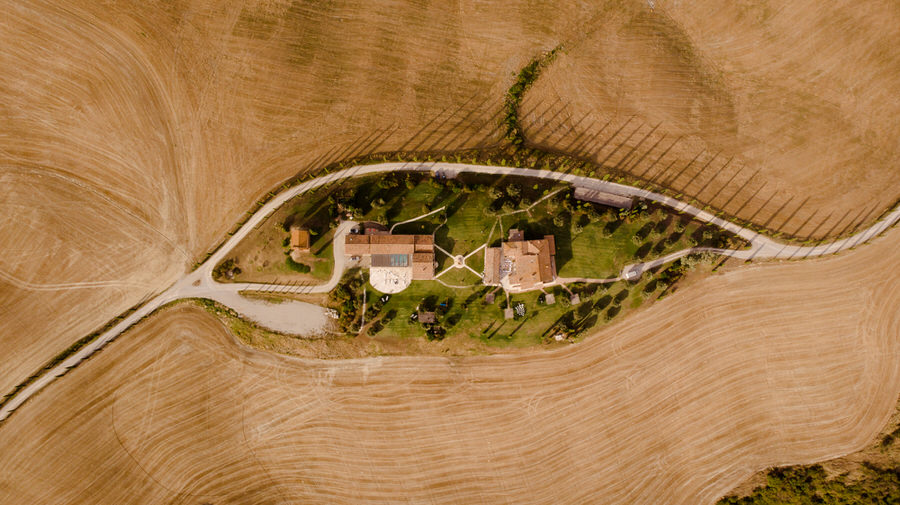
[3,222,900,504]
[724,396,900,500]
[522,0,900,240]
[4,2,900,501]
[0,170,185,394]
[0,0,596,394]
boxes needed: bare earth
[0,0,592,395]
[2,222,899,504]
[4,1,900,502]
[523,0,900,240]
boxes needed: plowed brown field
[0,0,592,394]
[4,1,900,502]
[2,223,899,504]
[522,0,900,240]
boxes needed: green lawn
[442,194,496,255]
[309,239,334,280]
[434,267,482,287]
[229,171,740,347]
[367,274,663,348]
[504,200,731,280]
[466,247,485,274]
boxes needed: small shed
[544,293,555,305]
[504,307,515,320]
[290,227,310,252]
[484,292,495,304]
[418,311,436,324]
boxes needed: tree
[553,214,566,228]
[378,176,399,189]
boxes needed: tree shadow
[631,240,651,259]
[445,193,469,220]
[635,222,654,241]
[652,240,667,255]
[434,225,456,259]
[604,219,623,235]
[594,294,612,311]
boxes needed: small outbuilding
[573,187,634,210]
[290,227,311,253]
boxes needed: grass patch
[435,267,482,287]
[285,256,311,273]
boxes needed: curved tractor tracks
[2,162,899,423]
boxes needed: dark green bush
[285,257,311,273]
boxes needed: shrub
[285,257,311,273]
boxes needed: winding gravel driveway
[3,162,899,422]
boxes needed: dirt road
[2,162,898,422]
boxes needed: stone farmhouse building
[344,223,436,293]
[483,229,557,292]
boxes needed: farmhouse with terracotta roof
[345,224,436,293]
[289,226,310,253]
[483,229,557,292]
